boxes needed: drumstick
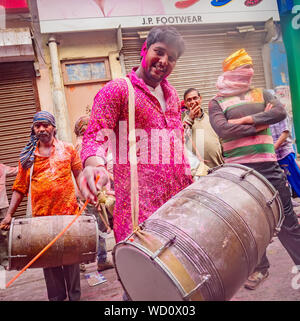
[5,175,100,289]
[99,203,111,231]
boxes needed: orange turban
[222,49,253,72]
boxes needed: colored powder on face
[140,40,148,69]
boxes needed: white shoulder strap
[123,77,139,230]
[26,164,34,217]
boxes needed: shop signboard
[37,0,280,33]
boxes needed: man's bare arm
[0,190,24,230]
[274,131,289,150]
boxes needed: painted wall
[36,68,55,115]
[36,29,122,142]
[47,30,119,64]
[268,41,297,153]
[269,42,290,87]
[277,0,300,153]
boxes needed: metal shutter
[0,62,40,217]
[122,23,267,112]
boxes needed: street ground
[0,200,299,302]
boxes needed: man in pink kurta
[80,26,192,243]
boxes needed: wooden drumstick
[98,203,110,232]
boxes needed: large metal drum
[8,215,98,270]
[113,164,284,301]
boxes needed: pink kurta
[81,69,192,242]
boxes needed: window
[62,58,111,85]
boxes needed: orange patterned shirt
[13,139,82,217]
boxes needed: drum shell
[114,164,283,301]
[8,215,98,270]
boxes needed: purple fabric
[270,117,294,161]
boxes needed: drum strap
[124,76,140,231]
[26,164,34,217]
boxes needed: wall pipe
[47,36,72,142]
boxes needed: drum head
[114,243,184,301]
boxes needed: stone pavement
[0,200,299,302]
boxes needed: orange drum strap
[135,229,204,301]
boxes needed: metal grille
[0,62,40,217]
[122,23,267,112]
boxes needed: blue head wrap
[20,111,56,169]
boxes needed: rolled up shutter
[0,62,40,217]
[122,23,267,112]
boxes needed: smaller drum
[8,215,98,271]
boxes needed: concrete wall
[34,29,123,142]
[52,30,121,73]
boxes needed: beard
[37,132,53,144]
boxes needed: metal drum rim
[219,164,279,193]
[211,163,284,230]
[7,217,16,271]
[113,240,188,301]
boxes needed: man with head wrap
[209,49,300,290]
[0,111,83,301]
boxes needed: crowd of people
[0,25,300,300]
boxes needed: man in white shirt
[183,88,224,171]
